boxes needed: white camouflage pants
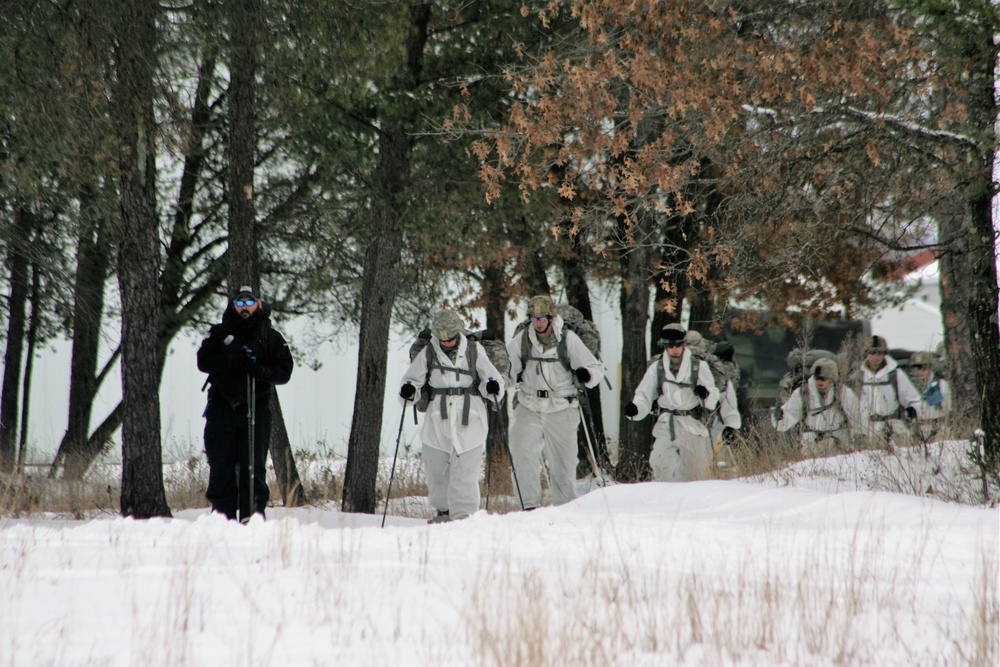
[649,414,713,482]
[508,404,581,509]
[422,443,484,520]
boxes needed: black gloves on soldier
[239,346,265,380]
[400,383,416,400]
[624,402,639,418]
[575,367,591,384]
[486,379,501,395]
[694,384,709,400]
[905,406,917,422]
[722,426,736,442]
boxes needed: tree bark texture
[963,30,1000,469]
[54,188,114,479]
[342,2,430,514]
[17,261,42,473]
[0,204,32,473]
[269,394,306,505]
[226,0,260,291]
[226,0,305,503]
[617,241,653,481]
[937,209,978,428]
[112,0,170,518]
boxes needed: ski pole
[484,411,493,512]
[492,394,524,511]
[243,375,256,524]
[381,400,409,528]
[577,398,606,487]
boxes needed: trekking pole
[577,398,606,487]
[577,389,607,486]
[243,376,256,524]
[492,394,524,511]
[484,406,493,512]
[381,400,409,528]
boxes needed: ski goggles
[234,298,256,307]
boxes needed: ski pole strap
[430,386,478,425]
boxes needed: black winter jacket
[197,304,293,410]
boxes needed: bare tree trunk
[617,240,653,481]
[112,0,169,518]
[963,33,1000,468]
[226,0,305,504]
[268,395,305,505]
[482,264,512,495]
[342,2,430,514]
[0,203,31,473]
[55,186,114,480]
[17,259,42,473]
[938,210,977,428]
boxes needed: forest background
[0,0,998,518]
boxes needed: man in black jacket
[197,285,293,522]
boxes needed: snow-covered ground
[1,440,997,667]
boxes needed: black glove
[400,383,416,400]
[772,406,784,422]
[575,367,591,384]
[722,426,736,442]
[240,347,265,380]
[905,406,917,422]
[248,361,266,381]
[624,402,639,418]
[694,384,709,400]
[486,379,501,395]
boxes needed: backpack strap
[862,367,902,419]
[800,385,849,435]
[425,342,478,425]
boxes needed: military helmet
[910,351,935,368]
[526,294,557,318]
[431,309,465,341]
[867,335,889,354]
[811,358,839,382]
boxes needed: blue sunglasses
[234,298,256,307]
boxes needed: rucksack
[408,327,509,413]
[514,304,610,387]
[684,335,737,392]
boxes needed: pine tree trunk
[963,30,1000,470]
[17,260,42,473]
[269,395,306,505]
[342,2,430,514]
[113,0,169,518]
[341,115,410,514]
[55,188,114,480]
[937,208,978,429]
[226,0,305,504]
[0,203,32,473]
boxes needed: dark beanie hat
[659,323,687,342]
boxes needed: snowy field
[0,441,997,667]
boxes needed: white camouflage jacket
[399,335,504,454]
[506,315,605,414]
